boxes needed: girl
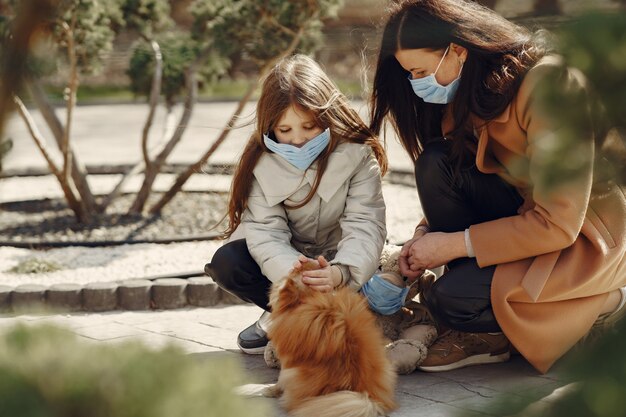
[369,0,626,373]
[208,54,388,354]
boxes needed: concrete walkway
[0,305,569,417]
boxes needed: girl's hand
[405,231,467,271]
[292,254,319,272]
[399,228,428,279]
[301,256,342,292]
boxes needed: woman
[370,0,626,373]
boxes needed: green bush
[0,324,269,417]
[535,11,626,188]
[8,258,63,274]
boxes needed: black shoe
[237,319,269,354]
[204,263,214,277]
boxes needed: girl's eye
[412,70,426,79]
[278,128,291,133]
[303,125,317,130]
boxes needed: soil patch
[0,192,228,245]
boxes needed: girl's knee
[210,240,247,286]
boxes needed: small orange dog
[264,261,396,417]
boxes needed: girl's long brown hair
[223,54,387,239]
[370,0,547,165]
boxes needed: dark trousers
[209,239,272,311]
[416,140,524,333]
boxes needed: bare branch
[128,67,198,214]
[142,39,163,168]
[149,27,306,215]
[14,95,90,222]
[26,78,98,212]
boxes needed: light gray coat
[238,141,386,289]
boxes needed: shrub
[8,258,63,274]
[0,324,268,417]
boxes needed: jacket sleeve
[242,179,301,282]
[331,152,387,289]
[469,61,594,267]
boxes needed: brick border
[0,276,247,314]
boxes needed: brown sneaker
[581,287,626,347]
[418,330,510,372]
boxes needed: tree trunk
[127,68,198,214]
[99,39,163,212]
[61,18,77,192]
[26,78,97,212]
[14,95,90,222]
[148,80,256,215]
[148,29,305,215]
[141,40,163,168]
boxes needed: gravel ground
[0,192,228,244]
[0,182,422,287]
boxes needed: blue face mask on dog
[361,274,410,315]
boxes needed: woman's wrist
[413,224,430,238]
[452,231,469,258]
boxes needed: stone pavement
[0,304,570,417]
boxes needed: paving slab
[0,304,570,417]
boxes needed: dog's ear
[272,275,302,315]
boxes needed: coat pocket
[582,184,625,251]
[584,206,616,250]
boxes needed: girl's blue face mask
[361,273,410,316]
[263,128,330,171]
[407,46,463,104]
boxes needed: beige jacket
[240,141,386,289]
[443,55,626,373]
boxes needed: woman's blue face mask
[263,128,330,171]
[407,46,464,104]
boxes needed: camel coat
[443,56,626,373]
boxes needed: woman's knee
[414,140,451,188]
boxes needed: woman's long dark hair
[370,0,546,164]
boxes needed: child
[208,54,390,354]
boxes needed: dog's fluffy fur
[265,261,396,417]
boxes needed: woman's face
[273,105,323,147]
[395,45,466,86]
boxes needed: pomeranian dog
[264,261,396,417]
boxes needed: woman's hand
[399,228,428,279]
[300,255,342,292]
[405,231,467,271]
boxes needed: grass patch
[39,78,366,103]
[8,258,63,274]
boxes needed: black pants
[209,239,272,311]
[416,140,523,333]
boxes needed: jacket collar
[442,103,511,135]
[253,142,370,206]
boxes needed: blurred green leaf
[0,324,268,417]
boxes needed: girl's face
[395,45,466,86]
[273,105,323,147]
